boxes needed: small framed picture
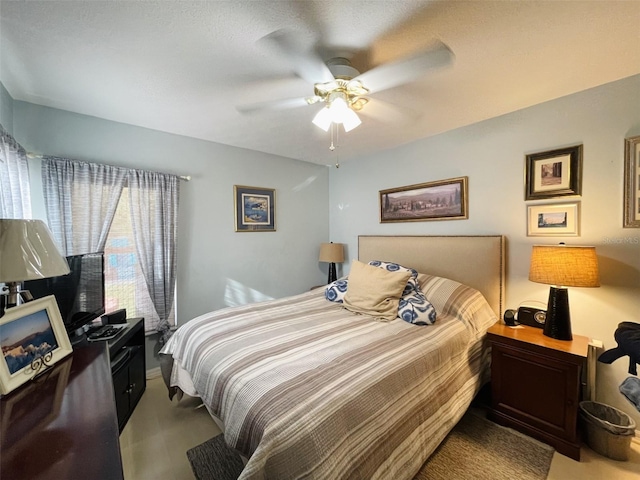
[379,176,468,223]
[0,296,73,395]
[525,145,582,200]
[527,202,580,237]
[234,185,276,232]
[624,135,640,228]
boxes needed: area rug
[187,411,554,480]
[414,411,555,480]
[186,435,244,480]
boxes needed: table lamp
[528,244,599,341]
[0,219,70,315]
[319,242,344,284]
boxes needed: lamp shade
[319,243,344,263]
[312,106,332,132]
[340,108,362,132]
[0,219,70,283]
[529,244,599,288]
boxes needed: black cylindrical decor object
[544,286,573,340]
[328,262,337,284]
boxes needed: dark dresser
[1,343,124,480]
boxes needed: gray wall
[0,82,14,134]
[10,100,330,369]
[329,74,640,427]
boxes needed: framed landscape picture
[0,296,73,395]
[379,177,468,223]
[234,185,276,232]
[525,145,582,200]
[624,135,640,228]
[527,202,580,237]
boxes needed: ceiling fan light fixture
[328,96,349,123]
[312,92,361,132]
[341,108,361,132]
[312,106,332,131]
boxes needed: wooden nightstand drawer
[487,323,589,460]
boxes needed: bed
[160,235,506,479]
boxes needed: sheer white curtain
[42,157,126,255]
[0,126,32,219]
[41,156,179,339]
[128,170,179,343]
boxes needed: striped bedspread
[162,274,497,480]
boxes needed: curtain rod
[26,152,191,181]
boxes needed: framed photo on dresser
[0,296,72,395]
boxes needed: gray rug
[187,411,554,480]
[186,435,244,480]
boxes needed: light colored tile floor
[120,376,221,480]
[547,436,640,480]
[121,377,640,479]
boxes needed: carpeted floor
[415,412,554,479]
[187,411,554,480]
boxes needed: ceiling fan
[237,29,454,132]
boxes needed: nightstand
[487,323,589,460]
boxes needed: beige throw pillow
[343,260,411,321]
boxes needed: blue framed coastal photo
[0,296,72,395]
[234,185,276,232]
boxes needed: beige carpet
[187,411,554,480]
[415,411,554,480]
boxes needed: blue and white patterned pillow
[325,279,348,303]
[398,288,437,325]
[325,261,437,325]
[368,261,436,325]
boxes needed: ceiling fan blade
[354,40,454,94]
[259,29,334,85]
[359,97,421,125]
[237,96,319,114]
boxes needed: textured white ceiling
[1,1,639,166]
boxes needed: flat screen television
[24,252,105,338]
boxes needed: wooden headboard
[358,235,506,317]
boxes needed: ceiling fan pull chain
[329,122,336,151]
[327,123,340,168]
[333,124,340,168]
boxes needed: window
[41,157,179,340]
[104,187,175,331]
